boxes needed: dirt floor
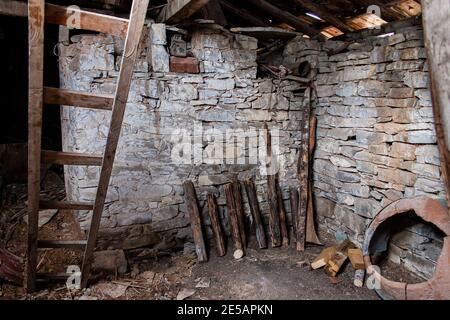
[0,172,422,300]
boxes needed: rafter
[157,0,211,23]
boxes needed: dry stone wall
[60,25,306,255]
[282,24,446,279]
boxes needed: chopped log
[276,182,289,247]
[232,180,247,249]
[354,269,366,288]
[336,239,356,253]
[183,180,208,262]
[326,240,356,275]
[244,178,267,249]
[289,188,298,239]
[265,126,282,248]
[306,115,322,245]
[207,194,226,257]
[224,183,244,259]
[311,246,336,270]
[0,248,24,286]
[348,248,365,270]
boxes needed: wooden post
[244,178,267,249]
[232,180,247,249]
[224,183,244,259]
[183,181,208,262]
[207,194,226,257]
[422,0,450,203]
[27,0,45,293]
[306,115,322,245]
[276,182,289,247]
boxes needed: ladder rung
[36,273,72,281]
[38,240,87,250]
[39,200,94,211]
[41,151,103,166]
[45,4,129,38]
[44,87,114,111]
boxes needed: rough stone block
[92,250,127,275]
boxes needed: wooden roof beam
[219,0,270,27]
[157,0,211,23]
[294,0,354,32]
[247,0,319,37]
[0,0,27,17]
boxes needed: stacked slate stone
[59,26,308,260]
[282,23,445,280]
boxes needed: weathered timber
[247,0,319,37]
[0,0,27,17]
[207,194,226,257]
[224,183,244,259]
[232,180,247,249]
[244,178,267,249]
[326,240,356,275]
[0,248,24,286]
[27,0,45,293]
[183,181,208,262]
[157,0,211,24]
[44,87,114,111]
[289,188,298,241]
[422,0,450,203]
[306,115,322,245]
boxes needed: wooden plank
[294,0,354,32]
[306,115,322,245]
[230,27,302,40]
[39,200,94,211]
[44,87,114,111]
[45,3,129,38]
[38,240,87,250]
[311,246,336,270]
[422,0,450,201]
[219,0,270,27]
[41,151,103,166]
[244,178,267,249]
[348,248,365,269]
[80,0,150,289]
[247,0,319,37]
[232,180,247,249]
[0,0,27,17]
[157,0,211,24]
[36,273,72,281]
[27,0,45,293]
[224,183,244,259]
[183,181,208,262]
[207,194,226,257]
[290,187,305,249]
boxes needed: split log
[207,194,226,257]
[183,180,208,262]
[311,246,336,270]
[265,125,282,248]
[244,178,267,249]
[290,188,300,242]
[277,183,289,247]
[348,248,365,270]
[306,115,322,245]
[326,240,356,276]
[232,180,247,248]
[224,183,244,259]
[354,269,366,288]
[0,248,24,286]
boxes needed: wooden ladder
[27,0,150,292]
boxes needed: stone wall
[59,25,305,255]
[281,23,446,279]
